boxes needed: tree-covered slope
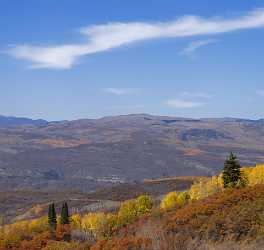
[93,185,264,250]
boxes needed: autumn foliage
[93,184,264,250]
[1,164,264,249]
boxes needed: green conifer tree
[61,202,70,225]
[222,152,242,188]
[48,203,57,230]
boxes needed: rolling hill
[0,114,264,191]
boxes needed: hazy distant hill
[0,115,48,127]
[0,114,264,191]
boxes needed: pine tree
[222,152,242,188]
[61,202,70,225]
[48,203,57,230]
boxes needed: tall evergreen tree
[61,202,70,225]
[48,203,57,230]
[222,152,242,188]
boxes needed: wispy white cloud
[165,99,205,108]
[102,88,139,95]
[180,39,218,55]
[257,90,264,96]
[180,91,213,99]
[5,8,264,69]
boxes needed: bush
[103,214,118,238]
[28,216,49,233]
[118,200,138,226]
[160,192,178,211]
[177,191,190,206]
[20,231,50,250]
[135,195,153,215]
[71,214,82,229]
[118,195,153,227]
[0,218,49,249]
[81,212,118,240]
[247,164,264,185]
[189,176,222,200]
[81,213,107,238]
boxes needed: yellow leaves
[77,195,153,239]
[160,192,178,211]
[135,195,153,215]
[28,216,49,233]
[247,165,264,185]
[80,212,118,239]
[160,191,190,212]
[118,200,139,226]
[189,177,222,201]
[0,217,49,249]
[118,195,153,226]
[231,165,264,187]
[177,191,190,206]
[188,165,264,201]
[81,212,107,232]
[103,213,118,238]
[70,214,82,229]
[241,166,254,176]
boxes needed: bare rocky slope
[0,114,264,191]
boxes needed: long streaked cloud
[102,88,139,95]
[5,8,264,69]
[180,39,218,55]
[165,99,205,108]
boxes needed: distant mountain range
[0,114,264,192]
[0,115,48,127]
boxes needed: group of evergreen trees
[48,202,70,230]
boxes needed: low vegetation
[1,153,264,249]
[93,185,264,250]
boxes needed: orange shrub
[20,231,50,250]
[91,236,152,250]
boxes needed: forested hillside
[1,160,264,250]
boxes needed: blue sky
[1,0,264,121]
